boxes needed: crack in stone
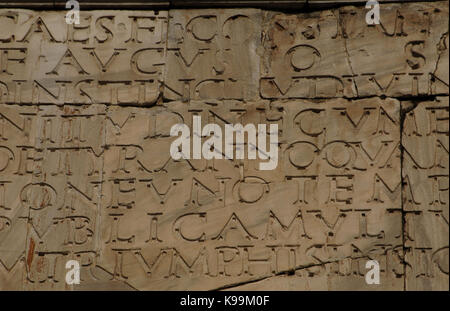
[398,93,445,291]
[339,19,360,97]
[432,31,448,76]
[210,256,370,291]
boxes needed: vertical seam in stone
[400,99,406,291]
[161,8,171,105]
[94,105,106,272]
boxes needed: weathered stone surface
[0,10,167,106]
[260,1,449,98]
[164,9,262,101]
[402,96,449,290]
[0,1,434,10]
[0,1,448,291]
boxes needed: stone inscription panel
[0,2,448,291]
